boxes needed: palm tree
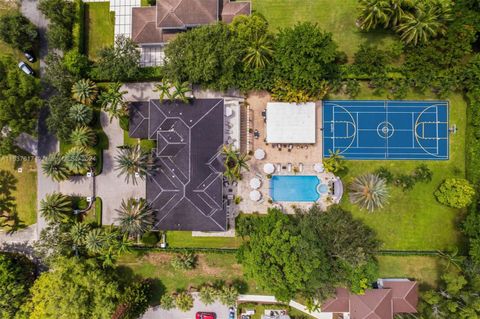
[40,192,72,224]
[395,3,451,45]
[388,0,414,27]
[114,145,156,184]
[69,103,93,126]
[70,126,97,147]
[64,147,94,175]
[243,34,274,69]
[69,222,91,245]
[115,198,155,239]
[349,174,389,212]
[85,228,106,254]
[98,82,128,121]
[357,0,392,30]
[171,81,191,103]
[323,149,345,173]
[71,79,98,105]
[42,152,70,182]
[222,145,250,182]
[153,79,173,102]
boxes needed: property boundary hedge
[73,0,85,54]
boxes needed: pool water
[270,175,321,202]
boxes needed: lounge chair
[287,163,292,172]
[299,163,304,172]
[276,163,282,172]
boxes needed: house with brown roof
[321,279,418,319]
[132,0,251,45]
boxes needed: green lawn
[85,2,114,61]
[377,255,446,289]
[123,130,157,151]
[330,85,466,251]
[0,157,37,228]
[166,231,243,249]
[117,250,266,304]
[252,0,395,59]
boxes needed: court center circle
[377,121,394,138]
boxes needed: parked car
[229,307,235,319]
[196,312,216,319]
[23,51,35,62]
[18,62,34,76]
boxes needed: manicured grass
[330,84,466,251]
[377,255,446,289]
[0,157,37,227]
[117,250,267,304]
[123,130,157,152]
[166,231,243,249]
[73,196,102,226]
[85,2,114,61]
[237,303,315,319]
[251,0,395,59]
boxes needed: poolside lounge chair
[299,163,304,172]
[276,163,282,172]
[287,163,292,172]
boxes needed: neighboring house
[132,0,251,45]
[321,279,418,319]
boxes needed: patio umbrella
[249,190,262,201]
[254,148,266,160]
[263,163,275,174]
[314,163,324,173]
[249,177,261,189]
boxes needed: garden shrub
[119,115,129,131]
[413,164,433,183]
[394,174,416,191]
[353,44,389,76]
[159,294,175,310]
[435,178,476,208]
[235,214,258,237]
[0,12,38,51]
[63,49,90,77]
[199,285,217,305]
[217,285,239,306]
[141,231,160,246]
[72,0,85,53]
[38,0,76,51]
[345,79,360,98]
[374,167,394,184]
[174,291,194,312]
[171,251,197,270]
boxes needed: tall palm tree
[171,81,191,103]
[323,149,345,173]
[388,0,414,27]
[70,126,97,147]
[71,79,98,106]
[115,198,155,239]
[69,103,93,126]
[349,174,389,212]
[114,145,156,184]
[69,222,91,245]
[395,2,451,45]
[222,145,250,182]
[153,79,173,102]
[42,152,70,182]
[85,228,106,254]
[98,82,128,122]
[64,147,95,175]
[243,34,274,69]
[40,192,72,224]
[357,0,392,30]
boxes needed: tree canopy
[0,11,37,51]
[238,206,380,302]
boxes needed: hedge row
[73,0,85,54]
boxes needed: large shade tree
[0,252,36,319]
[0,11,38,51]
[115,198,155,239]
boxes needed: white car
[18,61,34,76]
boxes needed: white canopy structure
[249,177,261,189]
[249,190,262,201]
[254,148,266,160]
[263,163,275,174]
[266,102,316,144]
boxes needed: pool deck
[236,92,336,214]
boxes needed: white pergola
[266,102,316,144]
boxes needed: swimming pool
[270,175,322,202]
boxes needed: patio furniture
[263,163,275,174]
[254,129,260,139]
[254,148,266,160]
[299,163,304,172]
[249,190,262,201]
[287,163,292,172]
[314,163,324,173]
[250,177,261,189]
[276,163,281,171]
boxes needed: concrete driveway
[142,293,230,319]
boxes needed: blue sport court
[322,100,449,160]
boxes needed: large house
[321,279,418,319]
[132,0,251,45]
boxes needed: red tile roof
[156,0,218,29]
[322,288,350,313]
[350,289,393,319]
[381,280,418,313]
[221,1,251,23]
